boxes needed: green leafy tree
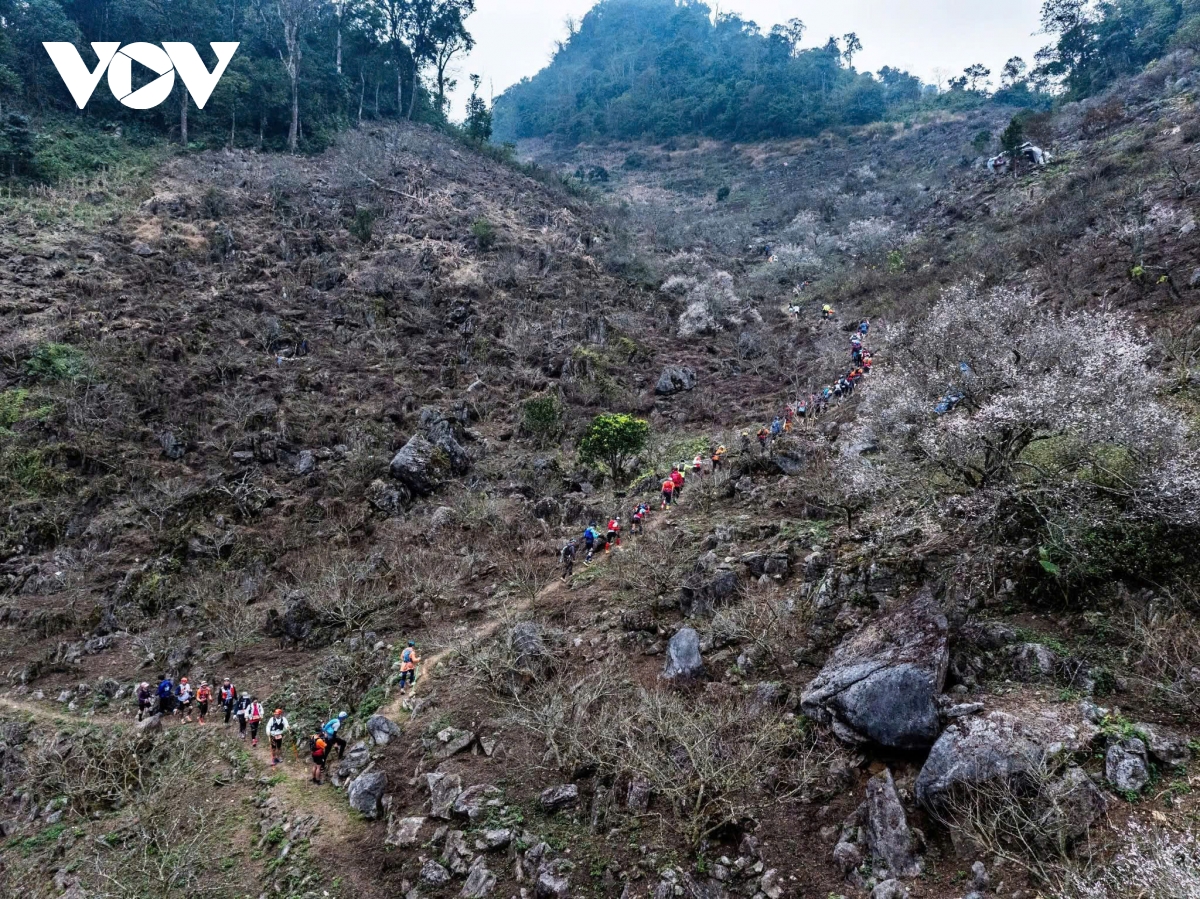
[522,396,562,446]
[1001,116,1025,156]
[963,63,991,92]
[578,413,649,483]
[841,32,862,68]
[463,73,491,142]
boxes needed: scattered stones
[540,783,579,813]
[802,586,949,749]
[663,627,705,680]
[347,771,387,819]
[1106,738,1150,793]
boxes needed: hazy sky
[447,0,1048,118]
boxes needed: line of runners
[133,639,424,785]
[559,315,874,579]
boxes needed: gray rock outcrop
[864,770,921,878]
[655,366,697,396]
[663,627,704,680]
[347,771,387,819]
[1106,738,1150,793]
[802,587,948,749]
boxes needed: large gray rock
[385,815,426,847]
[916,708,1099,811]
[1135,722,1191,768]
[535,872,570,899]
[801,587,949,749]
[367,714,402,746]
[1106,738,1150,793]
[427,419,472,474]
[871,881,909,899]
[421,861,452,886]
[655,366,697,396]
[452,783,502,821]
[539,784,579,813]
[510,621,550,666]
[334,742,371,781]
[865,770,921,878]
[347,771,387,819]
[427,772,462,819]
[1038,767,1108,845]
[1012,643,1058,679]
[663,628,704,680]
[445,829,473,875]
[462,860,497,898]
[679,567,740,617]
[390,434,453,496]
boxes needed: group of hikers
[560,445,736,579]
[749,317,874,450]
[558,309,876,581]
[134,641,423,784]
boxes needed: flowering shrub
[848,282,1191,496]
[837,281,1200,588]
[1065,823,1200,899]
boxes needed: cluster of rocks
[386,404,480,505]
[794,585,1196,890]
[388,776,578,899]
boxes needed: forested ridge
[0,0,485,177]
[494,0,1200,143]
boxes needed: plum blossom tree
[840,282,1198,522]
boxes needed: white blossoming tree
[841,281,1200,530]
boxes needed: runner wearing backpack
[399,643,421,694]
[310,734,328,784]
[266,709,289,766]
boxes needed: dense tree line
[493,0,925,143]
[0,0,477,171]
[1035,0,1200,98]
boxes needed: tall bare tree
[258,0,316,151]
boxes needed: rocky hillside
[2,49,1200,899]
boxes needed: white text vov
[43,42,240,110]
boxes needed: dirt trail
[376,515,666,722]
